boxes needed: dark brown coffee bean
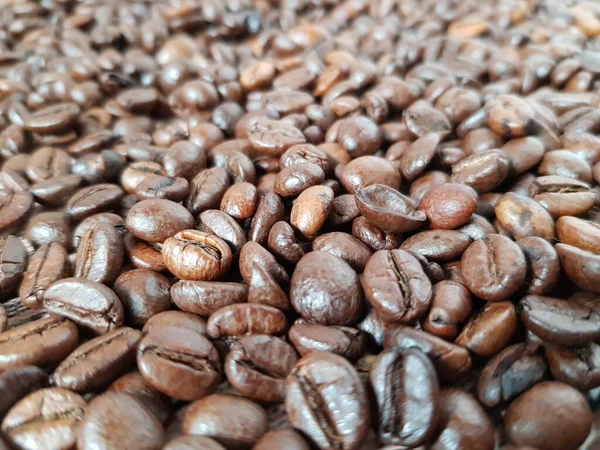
[52,327,141,392]
[430,388,494,450]
[529,175,595,218]
[162,141,206,179]
[355,184,426,233]
[516,237,560,295]
[77,392,164,450]
[66,183,124,221]
[185,167,231,217]
[0,190,33,235]
[239,241,288,286]
[23,103,80,134]
[404,100,452,138]
[327,194,360,227]
[556,243,600,293]
[456,301,518,357]
[247,193,285,246]
[461,234,526,301]
[113,269,171,328]
[340,156,401,194]
[401,230,472,262]
[253,429,309,450]
[519,294,600,346]
[290,185,334,240]
[370,348,439,447]
[451,150,510,193]
[220,182,258,219]
[504,382,592,450]
[351,216,402,251]
[249,119,306,156]
[291,252,363,326]
[109,371,172,424]
[1,387,86,450]
[0,235,28,297]
[545,342,600,391]
[121,162,167,195]
[363,249,431,324]
[171,280,247,316]
[25,147,71,183]
[207,304,288,338]
[30,174,82,207]
[420,183,477,229]
[247,263,290,311]
[143,311,207,337]
[268,221,305,264]
[74,222,124,285]
[423,280,472,340]
[312,232,372,272]
[184,394,268,448]
[557,217,600,253]
[0,366,47,419]
[494,193,555,240]
[133,174,189,202]
[225,334,298,402]
[126,199,194,243]
[164,436,226,450]
[24,211,71,248]
[398,133,440,182]
[198,210,247,258]
[280,143,330,173]
[163,230,232,281]
[124,234,167,272]
[138,327,221,401]
[539,150,592,182]
[0,317,78,371]
[289,322,366,362]
[286,351,368,450]
[485,95,534,137]
[384,325,472,383]
[19,242,68,309]
[44,278,124,334]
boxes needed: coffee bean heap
[1,0,600,449]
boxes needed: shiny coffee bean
[556,243,600,293]
[529,175,595,217]
[126,199,194,243]
[290,185,334,240]
[0,366,47,419]
[0,235,28,297]
[420,183,477,229]
[74,222,124,285]
[207,304,288,339]
[351,216,402,251]
[400,230,472,262]
[312,232,372,272]
[494,193,555,240]
[289,322,366,362]
[516,237,561,295]
[423,280,472,340]
[20,242,68,309]
[545,342,600,391]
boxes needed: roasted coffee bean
[138,327,221,401]
[249,119,306,156]
[225,334,298,402]
[450,150,510,193]
[370,348,439,447]
[23,103,80,134]
[516,236,561,295]
[336,116,382,158]
[124,233,167,272]
[239,241,288,286]
[355,184,426,233]
[363,249,432,324]
[24,211,71,248]
[109,371,172,424]
[290,185,334,240]
[494,193,555,240]
[74,222,124,285]
[291,252,363,326]
[1,387,86,450]
[207,304,287,338]
[351,216,402,251]
[185,167,231,217]
[556,243,600,293]
[30,174,82,207]
[327,194,360,227]
[340,156,401,194]
[519,295,600,346]
[420,183,477,229]
[312,232,372,272]
[0,366,47,419]
[556,216,600,253]
[220,182,258,220]
[248,193,285,245]
[384,325,472,383]
[539,150,593,183]
[253,429,310,450]
[121,162,167,195]
[126,199,194,243]
[52,327,141,392]
[247,263,290,311]
[430,388,494,450]
[77,392,164,450]
[545,342,600,391]
[143,311,207,336]
[171,280,247,316]
[72,213,124,247]
[274,163,325,198]
[164,436,226,450]
[113,269,171,328]
[20,242,68,309]
[461,234,526,301]
[162,230,232,281]
[456,301,518,357]
[134,174,189,202]
[528,175,595,217]
[0,317,78,371]
[0,235,28,297]
[44,278,124,334]
[184,394,268,448]
[289,322,366,362]
[400,230,472,262]
[423,280,472,340]
[268,221,305,264]
[504,382,592,450]
[66,183,124,221]
[197,210,247,258]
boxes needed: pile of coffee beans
[2,0,600,448]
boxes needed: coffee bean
[456,301,518,357]
[162,230,232,281]
[290,185,334,240]
[1,387,86,450]
[363,249,431,324]
[400,230,472,262]
[370,348,439,447]
[24,211,72,248]
[143,311,207,336]
[450,149,510,193]
[171,280,247,316]
[556,243,600,293]
[184,394,268,448]
[113,269,171,328]
[185,167,231,217]
[519,295,600,346]
[0,190,33,235]
[207,304,288,338]
[126,199,194,243]
[239,241,288,286]
[384,325,472,383]
[461,234,526,301]
[289,322,366,361]
[19,242,68,309]
[504,382,592,450]
[529,175,595,217]
[420,183,477,229]
[30,174,82,207]
[516,236,561,295]
[249,119,306,156]
[539,150,593,182]
[351,216,402,251]
[0,366,47,419]
[52,327,141,392]
[66,183,124,221]
[23,103,80,134]
[74,222,124,284]
[340,156,401,194]
[44,278,124,334]
[268,221,306,264]
[124,233,167,272]
[556,216,600,253]
[220,182,258,220]
[286,351,369,450]
[494,193,555,240]
[138,327,221,401]
[248,193,285,245]
[26,147,72,183]
[0,317,78,371]
[485,95,534,137]
[291,252,363,326]
[164,436,226,450]
[247,263,290,311]
[77,392,164,450]
[546,342,600,391]
[423,280,472,340]
[225,334,298,402]
[0,235,28,297]
[253,429,310,450]
[312,232,372,272]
